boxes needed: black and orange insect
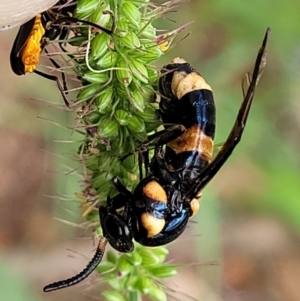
[43,28,270,292]
[10,0,115,106]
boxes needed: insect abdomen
[159,60,216,185]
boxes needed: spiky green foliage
[52,0,188,299]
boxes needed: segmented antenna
[43,237,107,292]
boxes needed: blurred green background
[1,0,300,300]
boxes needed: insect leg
[34,69,69,106]
[138,149,150,180]
[51,12,116,36]
[111,177,132,198]
[120,124,186,162]
[44,47,68,92]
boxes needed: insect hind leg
[34,69,69,107]
[120,124,186,162]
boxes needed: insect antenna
[43,237,107,292]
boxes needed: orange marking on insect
[190,191,202,217]
[170,60,212,100]
[21,14,45,73]
[141,212,165,237]
[143,181,167,203]
[167,124,214,161]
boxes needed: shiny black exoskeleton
[10,0,76,76]
[43,28,270,292]
[10,0,115,106]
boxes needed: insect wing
[10,17,36,75]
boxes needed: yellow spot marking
[172,57,187,64]
[190,193,202,217]
[141,212,165,237]
[21,14,45,73]
[171,70,188,96]
[143,181,167,203]
[195,191,203,199]
[170,57,212,99]
[167,125,214,161]
[175,72,212,99]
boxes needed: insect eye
[102,213,134,253]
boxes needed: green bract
[147,67,159,83]
[131,88,145,112]
[97,152,113,170]
[102,291,127,301]
[130,59,149,84]
[91,172,111,192]
[121,155,136,173]
[148,265,178,278]
[114,109,131,126]
[75,0,100,19]
[87,111,101,123]
[136,105,158,121]
[116,58,133,86]
[117,255,133,277]
[91,33,111,60]
[126,250,142,266]
[82,71,108,84]
[106,251,118,264]
[121,31,141,49]
[122,2,140,28]
[147,286,167,301]
[96,261,115,274]
[141,24,156,39]
[77,84,101,102]
[90,4,111,26]
[95,89,113,113]
[142,45,163,62]
[85,156,100,171]
[96,51,118,69]
[116,20,128,37]
[99,117,119,137]
[127,115,145,133]
[130,277,154,294]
